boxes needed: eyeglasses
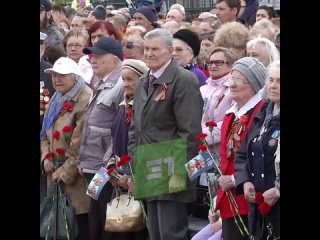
[228,77,248,85]
[206,60,228,66]
[66,44,84,49]
[241,5,247,8]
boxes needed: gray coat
[79,64,124,172]
[128,59,203,203]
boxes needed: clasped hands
[244,182,280,206]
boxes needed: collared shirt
[150,59,172,79]
[225,93,262,118]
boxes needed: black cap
[83,36,123,60]
[173,29,201,57]
[40,0,52,11]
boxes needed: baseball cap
[44,57,83,77]
[83,36,123,60]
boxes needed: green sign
[133,138,187,199]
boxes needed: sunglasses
[206,60,228,66]
[122,42,135,49]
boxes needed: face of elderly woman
[228,70,256,108]
[121,68,140,97]
[247,43,270,67]
[123,41,144,60]
[207,51,232,79]
[52,72,76,95]
[172,39,194,67]
[267,66,280,105]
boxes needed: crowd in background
[40,0,280,239]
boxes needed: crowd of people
[40,0,280,239]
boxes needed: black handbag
[40,182,79,239]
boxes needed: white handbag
[105,192,145,232]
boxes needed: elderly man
[133,6,158,32]
[78,36,124,240]
[165,8,184,23]
[128,28,203,240]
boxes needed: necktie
[148,75,157,94]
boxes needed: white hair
[144,28,173,48]
[247,37,280,66]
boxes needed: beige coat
[41,84,92,214]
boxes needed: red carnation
[107,167,115,176]
[197,144,207,151]
[205,121,217,128]
[205,121,217,133]
[63,101,72,112]
[52,131,60,141]
[239,115,249,125]
[45,152,54,159]
[255,192,264,205]
[196,133,208,142]
[56,148,65,155]
[62,126,73,133]
[258,202,271,216]
[117,155,132,167]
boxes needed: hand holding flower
[243,181,256,203]
[118,174,129,189]
[43,159,54,175]
[43,152,55,175]
[262,187,280,207]
[208,211,219,224]
[52,166,64,183]
[218,175,234,192]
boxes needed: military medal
[43,96,50,102]
[234,133,240,141]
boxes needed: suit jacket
[128,59,203,203]
[40,85,93,214]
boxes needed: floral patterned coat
[40,84,92,214]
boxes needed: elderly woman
[173,29,207,86]
[40,57,93,240]
[246,37,279,67]
[122,34,145,60]
[234,60,280,240]
[106,59,149,239]
[63,29,89,63]
[200,47,238,156]
[215,57,267,240]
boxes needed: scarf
[40,75,85,141]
